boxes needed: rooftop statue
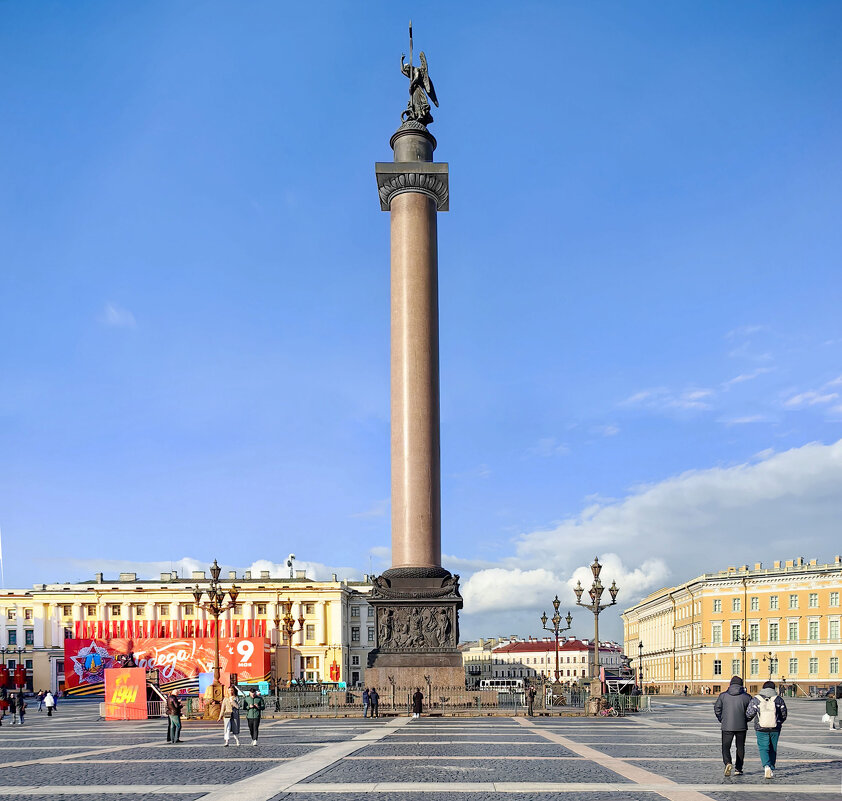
[400,23,438,126]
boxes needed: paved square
[0,699,839,800]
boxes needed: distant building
[622,556,842,695]
[460,635,623,687]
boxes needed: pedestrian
[37,690,45,712]
[166,690,183,743]
[16,693,26,726]
[370,688,380,718]
[8,693,18,725]
[44,690,55,717]
[714,675,752,776]
[526,685,536,716]
[747,680,788,779]
[825,693,838,731]
[362,687,370,718]
[411,687,423,719]
[218,686,241,746]
[244,688,265,746]
[684,685,689,696]
[0,688,6,726]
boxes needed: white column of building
[294,601,304,646]
[243,601,254,637]
[316,601,327,645]
[33,604,46,648]
[145,602,155,635]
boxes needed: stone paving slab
[357,743,577,757]
[0,763,271,786]
[275,794,662,801]
[630,758,842,785]
[88,744,321,760]
[298,758,632,784]
[0,795,209,800]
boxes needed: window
[713,599,722,613]
[789,594,798,609]
[305,624,315,641]
[24,608,33,621]
[750,659,759,676]
[304,656,319,669]
[233,604,242,615]
[110,604,121,616]
[732,598,741,612]
[750,596,759,611]
[831,657,839,675]
[86,604,97,616]
[808,621,819,641]
[769,657,778,674]
[25,659,32,670]
[831,592,840,607]
[367,626,375,642]
[350,606,360,618]
[714,659,722,675]
[183,604,194,616]
[769,622,779,642]
[61,605,72,616]
[159,605,170,616]
[808,657,818,675]
[134,604,144,616]
[6,609,15,620]
[25,630,34,645]
[749,623,759,642]
[731,624,741,643]
[8,631,16,645]
[770,595,778,610]
[712,623,722,644]
[257,604,267,615]
[732,659,740,675]
[788,621,798,641]
[351,626,360,642]
[351,655,360,666]
[830,620,840,639]
[367,606,374,618]
[305,603,315,615]
[788,657,798,675]
[808,593,818,608]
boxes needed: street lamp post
[574,556,619,694]
[738,633,751,678]
[637,640,644,690]
[540,596,573,683]
[762,651,775,682]
[189,559,240,718]
[279,598,305,685]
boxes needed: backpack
[757,695,778,729]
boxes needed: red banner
[104,667,147,720]
[65,636,269,691]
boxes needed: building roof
[492,638,621,654]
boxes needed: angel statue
[401,50,438,126]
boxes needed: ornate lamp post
[738,632,751,678]
[279,598,305,685]
[637,640,644,690]
[540,596,573,683]
[762,651,776,682]
[574,556,619,691]
[189,559,240,717]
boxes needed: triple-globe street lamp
[574,556,619,689]
[540,596,573,684]
[189,559,240,716]
[273,598,305,686]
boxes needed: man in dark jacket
[826,693,838,731]
[243,689,265,746]
[166,691,183,744]
[747,680,787,778]
[714,675,752,776]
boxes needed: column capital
[375,162,449,212]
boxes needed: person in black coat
[411,688,423,719]
[714,676,752,776]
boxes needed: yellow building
[623,556,842,696]
[0,568,376,693]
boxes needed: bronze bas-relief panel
[376,604,457,651]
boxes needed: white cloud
[99,302,136,328]
[351,499,389,519]
[526,438,570,457]
[784,391,839,408]
[719,415,776,425]
[593,424,620,437]
[725,325,768,339]
[462,568,561,613]
[827,375,842,387]
[723,367,775,388]
[621,387,715,411]
[567,554,670,601]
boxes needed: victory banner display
[65,637,270,696]
[104,667,147,720]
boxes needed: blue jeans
[168,715,181,743]
[755,730,779,768]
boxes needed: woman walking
[44,691,55,717]
[218,687,241,746]
[747,680,788,779]
[244,688,265,746]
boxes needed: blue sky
[1,1,841,640]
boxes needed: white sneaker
[252,740,257,746]
[724,764,732,776]
[764,766,773,779]
[224,741,229,747]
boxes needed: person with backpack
[362,687,370,718]
[714,675,752,776]
[44,690,55,716]
[370,688,380,718]
[16,692,26,726]
[747,680,788,778]
[7,693,18,725]
[826,693,838,731]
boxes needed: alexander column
[367,26,463,690]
